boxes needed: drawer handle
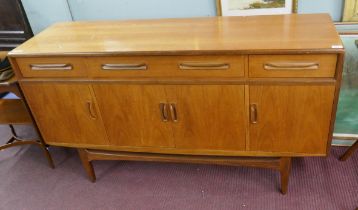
[250,104,258,124]
[30,64,72,70]
[264,62,319,70]
[179,62,230,70]
[169,103,178,122]
[159,103,169,122]
[102,63,147,70]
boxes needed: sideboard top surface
[9,14,342,56]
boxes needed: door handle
[250,104,258,124]
[169,103,178,122]
[86,100,97,119]
[159,103,169,122]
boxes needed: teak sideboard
[8,14,344,194]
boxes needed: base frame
[77,148,292,194]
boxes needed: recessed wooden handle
[102,63,147,70]
[159,103,169,122]
[169,103,178,122]
[86,101,97,119]
[179,62,230,70]
[264,62,319,70]
[30,64,72,71]
[250,104,258,124]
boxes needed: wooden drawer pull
[250,104,258,124]
[179,62,230,70]
[169,103,178,122]
[30,64,72,71]
[86,100,97,119]
[159,103,169,122]
[264,62,319,70]
[101,63,147,70]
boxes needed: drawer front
[249,54,337,78]
[87,55,245,78]
[16,57,87,78]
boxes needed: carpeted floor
[0,125,357,210]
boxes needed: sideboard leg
[77,148,96,182]
[279,157,292,194]
[38,143,55,169]
[339,140,358,161]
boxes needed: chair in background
[0,52,54,168]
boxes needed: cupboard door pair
[249,85,335,154]
[21,83,108,146]
[93,85,247,151]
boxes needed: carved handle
[264,62,319,70]
[179,62,230,70]
[159,103,169,122]
[169,103,178,122]
[250,104,258,124]
[30,64,72,70]
[102,63,147,70]
[86,101,97,119]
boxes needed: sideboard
[8,14,344,194]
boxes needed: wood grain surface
[21,83,109,145]
[249,85,335,154]
[8,14,342,56]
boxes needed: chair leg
[4,124,55,169]
[340,140,358,161]
[78,148,96,182]
[279,157,292,195]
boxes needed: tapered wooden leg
[38,143,55,169]
[78,149,96,182]
[279,157,291,194]
[340,140,358,161]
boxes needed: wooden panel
[169,85,246,151]
[0,99,31,124]
[249,54,337,78]
[21,83,108,145]
[16,57,87,78]
[249,85,335,154]
[92,84,175,148]
[8,14,342,56]
[87,55,245,78]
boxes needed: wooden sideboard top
[9,14,342,57]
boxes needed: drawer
[87,55,245,78]
[249,54,337,78]
[16,57,87,78]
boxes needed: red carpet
[0,125,357,210]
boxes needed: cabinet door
[21,83,109,146]
[92,85,175,148]
[169,85,246,151]
[249,85,335,154]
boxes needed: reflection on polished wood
[9,14,342,56]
